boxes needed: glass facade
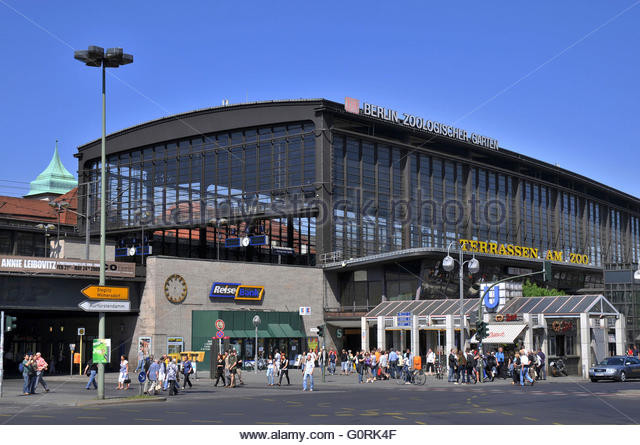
[330,132,640,268]
[85,122,317,265]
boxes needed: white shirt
[304,358,315,374]
[520,355,530,366]
[427,351,435,364]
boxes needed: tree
[522,279,566,297]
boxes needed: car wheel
[590,378,597,383]
[619,371,626,382]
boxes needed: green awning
[267,324,287,338]
[257,329,271,338]
[223,329,238,338]
[281,324,304,338]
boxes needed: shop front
[192,309,306,373]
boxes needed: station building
[2,98,640,376]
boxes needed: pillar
[400,330,406,351]
[579,313,591,378]
[540,314,549,377]
[377,316,385,350]
[411,315,419,356]
[615,315,626,356]
[445,315,455,356]
[523,313,533,352]
[360,317,369,352]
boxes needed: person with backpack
[465,349,476,384]
[448,348,457,383]
[83,359,98,390]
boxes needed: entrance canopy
[366,299,479,317]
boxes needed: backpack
[19,362,24,373]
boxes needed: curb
[75,396,167,407]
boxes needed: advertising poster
[92,338,111,364]
[138,336,152,357]
[307,337,318,352]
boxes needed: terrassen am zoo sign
[458,239,590,265]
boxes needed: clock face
[164,274,187,304]
[241,236,250,247]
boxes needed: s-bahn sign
[458,239,590,265]
[344,97,498,150]
[209,282,265,302]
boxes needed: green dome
[25,142,77,198]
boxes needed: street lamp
[442,241,480,351]
[253,315,261,374]
[74,45,133,400]
[48,200,69,256]
[35,223,56,257]
[134,208,152,265]
[634,264,640,281]
[209,217,228,260]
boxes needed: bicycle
[395,367,426,385]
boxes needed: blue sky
[1,1,639,197]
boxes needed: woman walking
[278,353,290,385]
[266,354,275,386]
[117,355,129,390]
[214,353,226,387]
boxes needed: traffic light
[316,325,324,337]
[4,315,17,332]
[475,321,488,341]
[543,261,552,282]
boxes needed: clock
[164,274,187,304]
[241,236,250,247]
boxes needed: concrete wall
[54,238,115,261]
[129,256,324,364]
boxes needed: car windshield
[599,358,624,366]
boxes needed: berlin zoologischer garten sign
[344,97,499,150]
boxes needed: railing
[320,250,343,265]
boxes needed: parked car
[589,356,640,382]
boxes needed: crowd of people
[446,346,546,386]
[82,353,196,396]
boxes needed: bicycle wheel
[414,370,426,385]
[395,370,406,385]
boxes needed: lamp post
[48,200,69,257]
[134,209,151,265]
[74,45,133,400]
[35,223,56,257]
[442,241,479,351]
[209,217,228,260]
[253,315,261,374]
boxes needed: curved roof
[75,98,640,208]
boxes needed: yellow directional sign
[81,285,129,301]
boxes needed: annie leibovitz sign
[0,255,136,278]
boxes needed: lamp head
[634,269,640,281]
[468,258,480,274]
[442,255,455,272]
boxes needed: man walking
[302,352,315,391]
[495,347,505,378]
[83,359,98,390]
[182,356,193,389]
[519,349,534,386]
[389,349,398,379]
[34,352,50,392]
[134,346,145,373]
[340,349,349,375]
[227,349,238,388]
[167,358,180,396]
[448,349,457,383]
